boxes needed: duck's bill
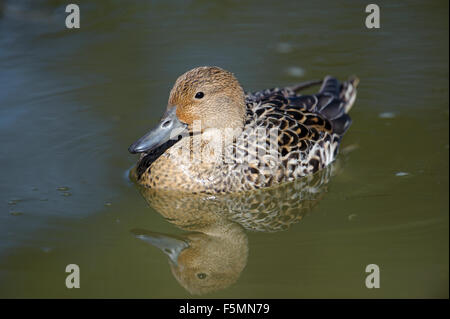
[131,229,189,266]
[128,107,187,154]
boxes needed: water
[0,0,448,298]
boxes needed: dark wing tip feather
[330,113,352,136]
[318,75,358,136]
[319,75,341,97]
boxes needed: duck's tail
[321,75,359,111]
[315,75,359,136]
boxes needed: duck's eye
[197,273,207,279]
[195,92,204,99]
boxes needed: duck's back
[226,76,358,191]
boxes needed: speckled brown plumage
[132,67,358,194]
[138,163,336,232]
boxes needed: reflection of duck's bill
[131,228,189,266]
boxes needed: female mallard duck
[129,66,358,194]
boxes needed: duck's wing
[236,76,358,182]
[245,75,359,136]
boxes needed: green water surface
[0,0,448,298]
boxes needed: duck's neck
[167,119,245,165]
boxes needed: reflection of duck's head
[170,233,247,295]
[132,216,248,295]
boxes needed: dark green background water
[0,0,448,298]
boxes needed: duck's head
[129,66,246,154]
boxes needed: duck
[128,66,358,194]
[130,163,335,294]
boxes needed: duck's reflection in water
[131,164,336,295]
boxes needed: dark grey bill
[128,107,187,154]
